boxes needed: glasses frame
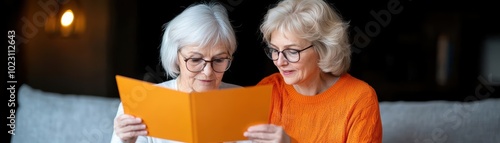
[264,45,313,63]
[179,54,232,73]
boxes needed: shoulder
[341,73,379,106]
[341,73,375,94]
[156,79,177,89]
[257,72,283,86]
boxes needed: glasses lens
[186,58,205,72]
[212,58,231,72]
[265,48,278,60]
[283,50,300,62]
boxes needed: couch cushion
[380,99,500,143]
[12,84,121,143]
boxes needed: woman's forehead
[181,45,229,55]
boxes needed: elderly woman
[111,2,239,143]
[244,0,383,142]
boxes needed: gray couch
[380,99,500,142]
[12,84,120,143]
[11,84,500,143]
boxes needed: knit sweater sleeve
[346,86,383,143]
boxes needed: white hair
[160,2,237,78]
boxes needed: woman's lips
[281,70,294,76]
[198,79,213,83]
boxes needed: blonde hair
[260,0,351,76]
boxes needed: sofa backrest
[380,99,500,143]
[12,84,121,143]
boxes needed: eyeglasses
[264,45,313,63]
[179,54,232,73]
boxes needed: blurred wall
[16,0,136,96]
[481,36,500,85]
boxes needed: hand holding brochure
[115,75,272,143]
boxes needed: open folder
[115,75,272,143]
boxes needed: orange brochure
[115,75,272,143]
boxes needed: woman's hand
[244,124,290,143]
[114,114,147,143]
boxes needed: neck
[176,76,194,93]
[293,72,339,96]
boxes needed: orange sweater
[258,73,382,143]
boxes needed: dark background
[5,0,500,142]
[136,0,500,102]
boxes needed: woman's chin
[283,77,298,85]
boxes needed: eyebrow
[269,43,302,50]
[184,51,229,58]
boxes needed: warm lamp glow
[44,0,84,37]
[61,10,74,27]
